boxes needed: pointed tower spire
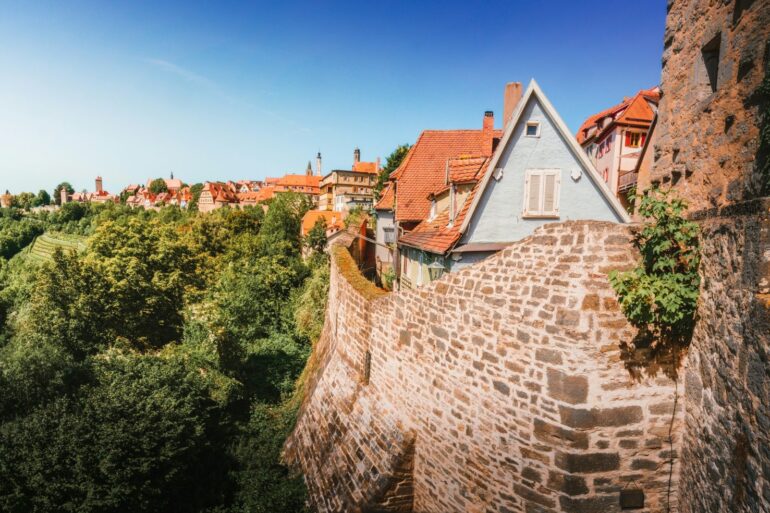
[306,161,312,176]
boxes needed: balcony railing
[618,170,638,192]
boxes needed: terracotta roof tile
[374,182,395,210]
[392,129,500,223]
[576,87,660,144]
[352,161,378,173]
[399,167,485,255]
[301,210,346,236]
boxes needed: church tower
[306,161,313,176]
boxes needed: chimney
[503,82,523,129]
[95,176,103,193]
[354,147,361,165]
[316,152,322,176]
[482,111,494,157]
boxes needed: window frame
[522,168,561,219]
[525,121,541,138]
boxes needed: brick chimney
[482,111,494,157]
[503,82,523,129]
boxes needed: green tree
[53,182,74,206]
[188,183,204,211]
[374,143,411,198]
[33,190,51,207]
[14,192,35,211]
[148,178,169,194]
[303,218,327,255]
[0,353,228,513]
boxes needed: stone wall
[652,0,769,210]
[285,221,682,513]
[651,0,770,511]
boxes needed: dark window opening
[733,0,755,25]
[702,34,721,93]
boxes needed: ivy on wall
[609,188,701,353]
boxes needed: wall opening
[701,33,722,93]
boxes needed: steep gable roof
[461,79,632,233]
[374,182,395,210]
[399,159,488,254]
[391,129,501,223]
[576,87,660,144]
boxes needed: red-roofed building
[318,148,380,212]
[275,174,321,202]
[576,87,660,206]
[395,80,630,289]
[374,104,504,285]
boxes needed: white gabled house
[398,79,631,286]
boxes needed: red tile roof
[576,87,660,145]
[352,161,378,173]
[277,174,321,187]
[399,157,489,255]
[301,210,346,236]
[390,129,500,222]
[374,182,395,210]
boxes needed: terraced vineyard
[25,232,87,263]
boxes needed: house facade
[318,149,379,212]
[576,87,660,207]
[398,80,630,288]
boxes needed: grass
[25,232,87,263]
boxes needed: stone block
[546,471,589,496]
[559,406,643,429]
[559,494,620,513]
[547,369,588,404]
[535,348,563,365]
[533,418,589,449]
[555,451,620,473]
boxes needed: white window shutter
[527,173,541,214]
[553,171,561,214]
[543,173,555,213]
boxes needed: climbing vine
[609,187,701,347]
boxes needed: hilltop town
[0,1,768,512]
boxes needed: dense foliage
[609,188,701,345]
[0,194,328,512]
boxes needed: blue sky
[0,0,666,194]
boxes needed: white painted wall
[461,97,624,246]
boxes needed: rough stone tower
[95,176,103,194]
[654,0,770,512]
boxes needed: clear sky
[0,0,666,194]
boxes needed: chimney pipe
[316,152,322,176]
[482,111,494,157]
[503,82,523,129]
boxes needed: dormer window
[428,198,437,221]
[526,122,540,137]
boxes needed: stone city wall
[652,0,770,511]
[285,221,683,513]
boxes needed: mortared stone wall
[285,221,683,513]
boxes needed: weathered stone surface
[547,369,588,404]
[285,221,679,513]
[559,406,643,429]
[534,418,589,450]
[547,471,589,496]
[555,452,620,473]
[559,495,619,513]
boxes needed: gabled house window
[383,227,395,244]
[525,122,541,137]
[523,169,560,218]
[625,132,645,148]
